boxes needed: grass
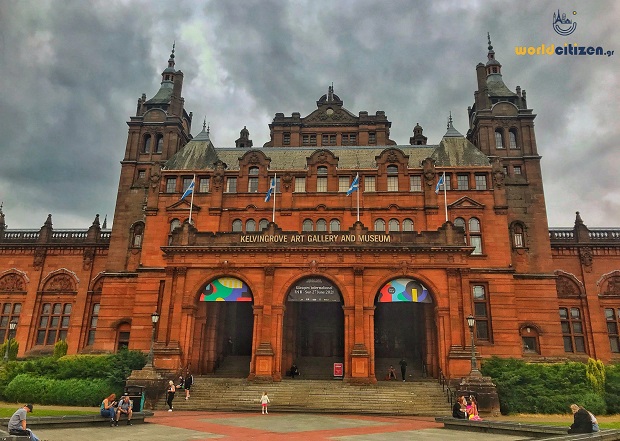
[489,413,620,430]
[0,403,98,417]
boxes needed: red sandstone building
[1,41,619,383]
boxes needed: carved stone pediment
[304,108,357,124]
[449,196,486,210]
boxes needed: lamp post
[4,320,17,362]
[146,311,159,368]
[466,315,481,376]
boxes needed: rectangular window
[138,170,146,179]
[514,166,522,175]
[560,307,586,353]
[457,174,469,190]
[0,303,21,342]
[472,285,491,341]
[503,166,508,176]
[302,134,309,145]
[87,303,100,346]
[475,174,487,190]
[470,235,483,255]
[606,308,620,353]
[226,177,237,193]
[182,177,193,192]
[387,176,398,192]
[339,177,350,192]
[342,134,348,144]
[166,178,176,193]
[283,133,290,145]
[410,176,422,192]
[317,177,327,192]
[522,336,537,353]
[369,132,376,144]
[329,135,336,145]
[295,177,306,193]
[365,176,376,192]
[350,134,356,145]
[248,177,258,193]
[199,177,210,193]
[310,134,316,145]
[322,134,329,146]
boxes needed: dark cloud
[0,0,617,228]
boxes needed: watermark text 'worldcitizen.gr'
[515,44,614,57]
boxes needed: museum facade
[1,41,619,382]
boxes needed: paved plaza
[32,411,526,441]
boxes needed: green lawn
[0,406,97,417]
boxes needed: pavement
[31,411,526,441]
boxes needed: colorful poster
[377,278,431,303]
[200,277,252,302]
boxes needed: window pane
[457,175,469,190]
[13,303,21,314]
[330,220,340,232]
[475,175,487,190]
[611,337,620,353]
[295,177,306,193]
[61,317,70,328]
[454,218,465,229]
[317,177,327,192]
[470,236,482,255]
[523,337,537,352]
[574,336,586,353]
[473,285,485,300]
[199,178,210,193]
[365,176,375,192]
[36,330,46,345]
[571,308,581,319]
[469,218,481,232]
[166,178,176,193]
[316,219,327,232]
[514,166,522,175]
[561,322,571,333]
[249,167,259,175]
[563,336,573,352]
[606,308,615,320]
[410,176,421,192]
[317,166,328,175]
[339,177,349,192]
[226,178,237,193]
[246,220,256,232]
[387,176,398,191]
[607,322,618,334]
[403,219,414,231]
[495,131,504,149]
[2,304,10,314]
[474,303,487,317]
[388,219,399,232]
[509,131,518,149]
[53,303,62,314]
[374,219,385,232]
[259,219,269,231]
[572,322,583,334]
[302,220,313,232]
[476,321,489,340]
[559,308,568,319]
[514,233,524,247]
[64,304,72,314]
[46,330,57,345]
[232,220,242,232]
[50,317,59,328]
[248,177,258,193]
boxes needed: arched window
[170,219,181,233]
[248,167,259,193]
[246,219,256,232]
[330,219,340,232]
[232,219,243,232]
[316,219,327,232]
[469,217,482,254]
[37,302,72,346]
[374,218,385,232]
[453,217,467,245]
[131,222,144,248]
[259,219,269,231]
[513,223,525,248]
[143,135,151,153]
[155,135,164,153]
[403,219,414,231]
[317,166,328,175]
[509,130,518,149]
[302,219,313,231]
[495,129,504,149]
[520,325,540,354]
[388,219,400,232]
[387,165,398,174]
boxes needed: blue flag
[346,174,359,196]
[181,179,195,200]
[435,173,444,194]
[265,176,276,202]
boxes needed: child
[260,391,270,414]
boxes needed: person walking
[260,391,270,414]
[184,371,193,400]
[166,380,176,411]
[8,404,41,441]
[399,358,407,382]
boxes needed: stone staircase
[160,377,452,416]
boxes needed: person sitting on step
[387,365,397,380]
[289,363,300,378]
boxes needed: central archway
[197,277,254,377]
[282,277,344,379]
[374,278,433,381]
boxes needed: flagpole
[356,173,360,222]
[189,174,195,225]
[443,171,448,223]
[272,173,276,223]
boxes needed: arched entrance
[197,277,254,377]
[282,277,344,379]
[374,278,433,381]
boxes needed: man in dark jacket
[568,404,593,434]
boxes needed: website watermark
[515,9,615,58]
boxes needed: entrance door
[374,278,433,381]
[282,277,344,379]
[198,277,254,377]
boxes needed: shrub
[586,358,606,395]
[0,339,19,361]
[53,340,68,359]
[3,373,120,406]
[604,364,620,414]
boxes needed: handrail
[438,368,454,407]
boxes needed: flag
[435,173,444,194]
[265,176,276,202]
[346,174,359,196]
[181,178,195,200]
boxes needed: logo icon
[553,9,577,36]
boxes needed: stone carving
[45,274,76,292]
[491,158,505,189]
[149,164,161,189]
[604,276,620,296]
[556,276,580,297]
[579,247,593,272]
[281,173,293,191]
[421,158,436,188]
[34,249,46,268]
[0,274,25,291]
[387,151,398,163]
[83,248,95,271]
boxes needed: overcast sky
[0,0,618,230]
